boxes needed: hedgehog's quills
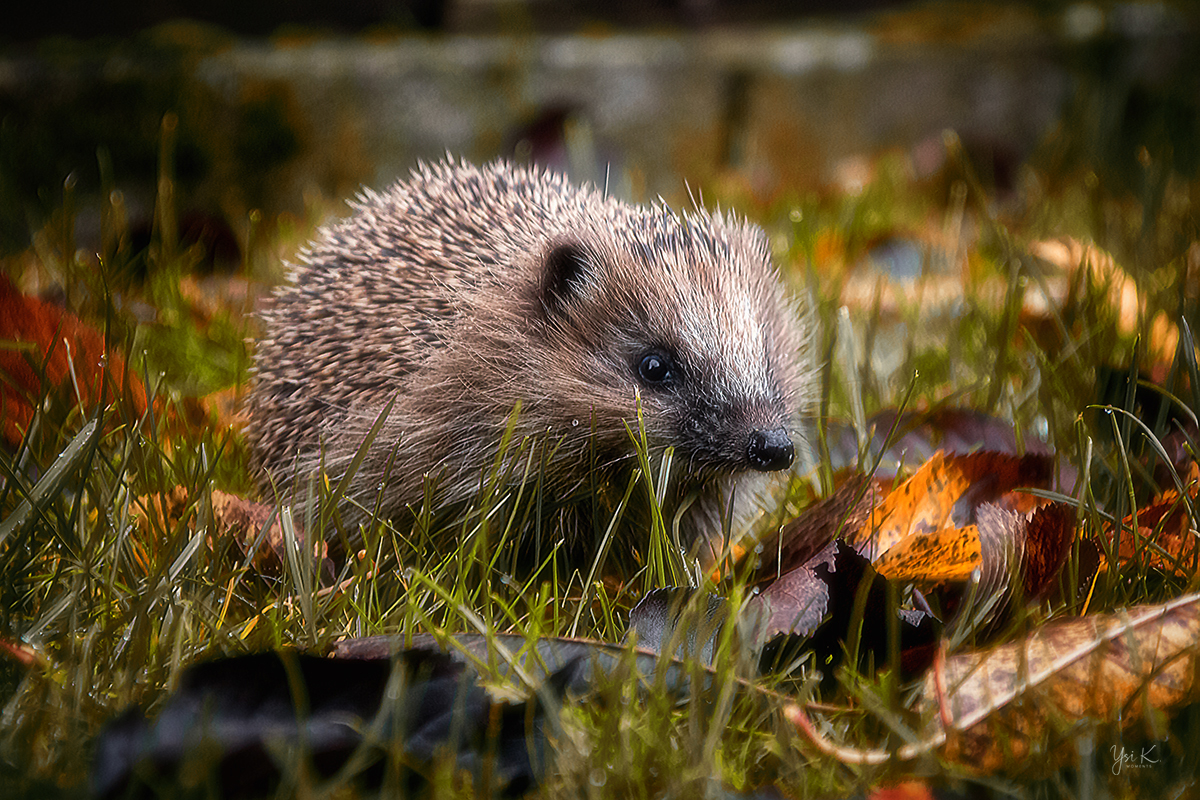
[246,157,815,568]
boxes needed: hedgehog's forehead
[589,206,759,277]
[586,209,776,401]
[631,207,743,264]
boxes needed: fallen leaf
[746,473,879,586]
[132,488,328,578]
[0,275,146,446]
[789,593,1200,773]
[867,781,937,800]
[92,648,569,800]
[628,588,729,665]
[1029,237,1148,344]
[825,408,1057,480]
[752,539,941,681]
[872,524,982,584]
[874,501,1074,636]
[846,451,1054,562]
[1107,485,1200,577]
[1013,502,1076,600]
[1154,422,1199,490]
[928,593,1200,771]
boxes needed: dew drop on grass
[589,769,607,787]
[572,419,580,427]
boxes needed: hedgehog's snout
[746,427,794,472]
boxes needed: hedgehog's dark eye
[637,351,675,386]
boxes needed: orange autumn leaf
[873,523,982,583]
[1107,477,1200,577]
[867,782,936,800]
[0,275,147,446]
[846,451,959,560]
[847,450,1053,561]
[871,501,1074,598]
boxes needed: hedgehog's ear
[539,240,595,316]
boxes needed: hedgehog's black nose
[747,427,794,472]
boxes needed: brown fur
[247,158,813,563]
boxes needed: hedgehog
[246,158,813,566]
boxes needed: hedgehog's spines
[246,157,814,564]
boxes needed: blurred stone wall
[0,2,1195,254]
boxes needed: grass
[1,122,1199,799]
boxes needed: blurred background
[2,1,1197,272]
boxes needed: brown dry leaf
[1106,482,1200,577]
[789,593,1200,773]
[926,593,1200,771]
[1028,238,1184,365]
[1156,425,1200,489]
[209,490,302,575]
[742,473,879,585]
[129,487,191,572]
[133,488,324,575]
[1017,503,1077,599]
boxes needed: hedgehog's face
[529,214,802,480]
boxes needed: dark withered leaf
[751,539,940,682]
[754,540,847,641]
[939,502,1076,641]
[91,648,565,799]
[750,473,879,586]
[628,587,730,665]
[1154,419,1199,489]
[1019,502,1076,600]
